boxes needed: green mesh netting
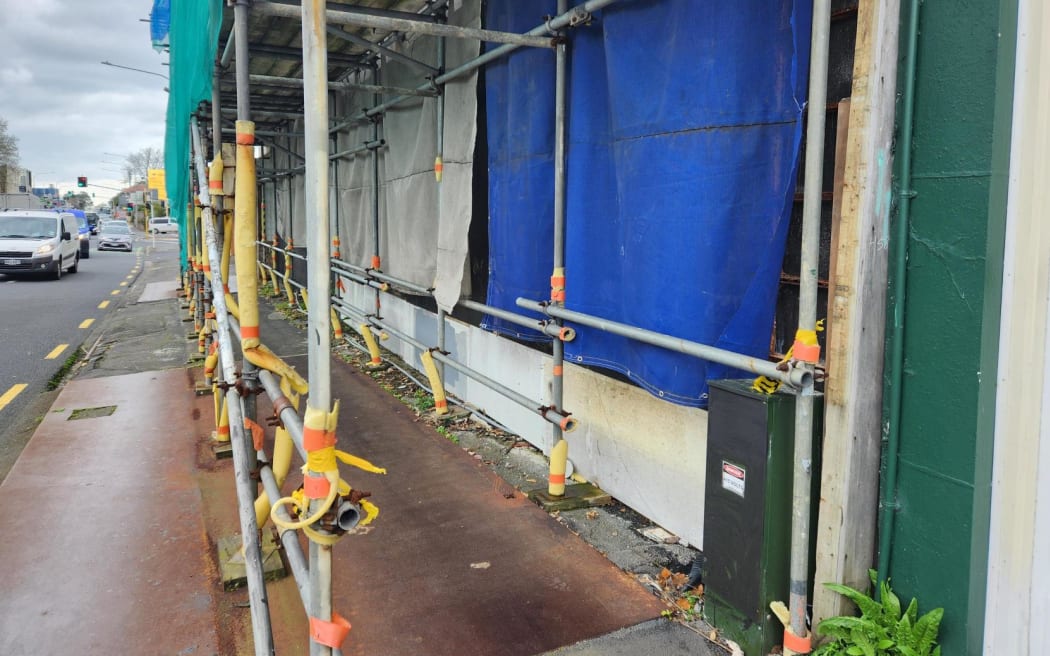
[163,0,222,270]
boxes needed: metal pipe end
[559,326,576,342]
[561,415,579,433]
[336,500,363,532]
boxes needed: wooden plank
[812,0,899,629]
[824,98,851,364]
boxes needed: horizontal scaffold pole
[515,298,811,388]
[254,1,554,49]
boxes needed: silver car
[97,222,134,252]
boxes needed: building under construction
[1,1,1047,655]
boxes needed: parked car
[61,212,91,259]
[148,216,179,234]
[97,222,134,252]
[0,210,79,279]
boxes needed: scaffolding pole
[329,0,622,135]
[547,0,569,496]
[191,117,275,656]
[787,0,831,651]
[255,0,554,49]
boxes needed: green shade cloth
[163,0,222,270]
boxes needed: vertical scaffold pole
[435,13,447,381]
[547,0,569,497]
[191,118,276,656]
[788,0,831,652]
[300,1,334,655]
[234,0,261,476]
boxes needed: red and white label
[722,461,746,498]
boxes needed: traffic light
[77,176,87,188]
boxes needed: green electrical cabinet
[703,380,822,655]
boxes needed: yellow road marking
[126,275,133,280]
[119,281,128,286]
[79,318,94,329]
[0,384,27,412]
[111,290,120,295]
[45,344,69,360]
[98,300,110,309]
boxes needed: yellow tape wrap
[234,120,260,349]
[419,350,449,416]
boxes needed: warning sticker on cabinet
[722,461,746,498]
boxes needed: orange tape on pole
[553,365,563,376]
[783,629,812,654]
[549,473,566,485]
[303,426,336,451]
[371,255,381,269]
[309,613,351,650]
[303,474,331,500]
[244,418,265,451]
[241,325,260,340]
[236,132,255,145]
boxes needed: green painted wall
[884,1,1016,654]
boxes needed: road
[0,231,167,478]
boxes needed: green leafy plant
[814,570,942,656]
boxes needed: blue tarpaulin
[150,0,171,52]
[483,0,812,408]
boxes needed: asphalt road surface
[0,231,155,478]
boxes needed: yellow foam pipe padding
[283,256,295,305]
[225,293,241,321]
[330,308,344,339]
[243,343,309,395]
[198,326,208,354]
[208,154,225,197]
[268,270,279,296]
[221,213,233,290]
[201,231,212,283]
[548,438,568,497]
[194,204,203,262]
[359,324,383,367]
[234,120,260,349]
[257,262,267,285]
[212,383,221,426]
[255,422,293,527]
[419,350,449,416]
[216,396,230,443]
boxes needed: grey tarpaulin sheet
[335,0,479,310]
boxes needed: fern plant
[814,570,942,656]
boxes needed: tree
[124,146,163,185]
[0,116,20,194]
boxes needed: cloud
[0,0,169,196]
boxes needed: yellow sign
[147,169,167,201]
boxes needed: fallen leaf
[585,510,599,520]
[671,572,689,588]
[469,562,491,569]
[708,629,718,641]
[658,568,672,583]
[676,598,692,611]
[525,478,538,483]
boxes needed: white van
[148,216,179,234]
[0,211,80,279]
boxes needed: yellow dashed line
[0,384,27,412]
[111,290,120,295]
[126,275,133,280]
[98,300,110,309]
[44,344,69,360]
[79,318,94,329]
[119,281,128,287]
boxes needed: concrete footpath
[0,241,719,655]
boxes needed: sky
[0,0,168,201]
